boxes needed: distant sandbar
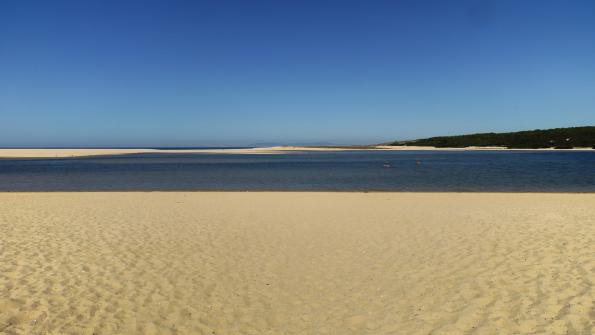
[0,146,592,158]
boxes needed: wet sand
[0,192,593,334]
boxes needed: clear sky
[1,0,594,147]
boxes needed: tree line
[391,126,595,149]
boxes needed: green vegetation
[391,126,595,149]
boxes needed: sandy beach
[0,148,282,158]
[0,192,593,334]
[1,146,593,158]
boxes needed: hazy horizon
[0,124,593,149]
[2,1,594,147]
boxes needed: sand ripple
[0,193,593,334]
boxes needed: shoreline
[2,190,595,194]
[0,145,593,158]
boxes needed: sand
[0,192,593,335]
[0,148,282,158]
[1,146,593,158]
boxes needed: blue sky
[1,0,594,147]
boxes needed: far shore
[0,145,593,158]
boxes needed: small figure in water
[383,162,391,168]
[416,160,421,165]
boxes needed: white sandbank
[0,146,592,158]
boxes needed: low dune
[0,192,593,334]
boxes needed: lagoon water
[0,150,594,192]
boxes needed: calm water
[0,151,594,192]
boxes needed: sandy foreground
[0,193,593,335]
[0,146,593,158]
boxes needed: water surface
[0,151,594,192]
